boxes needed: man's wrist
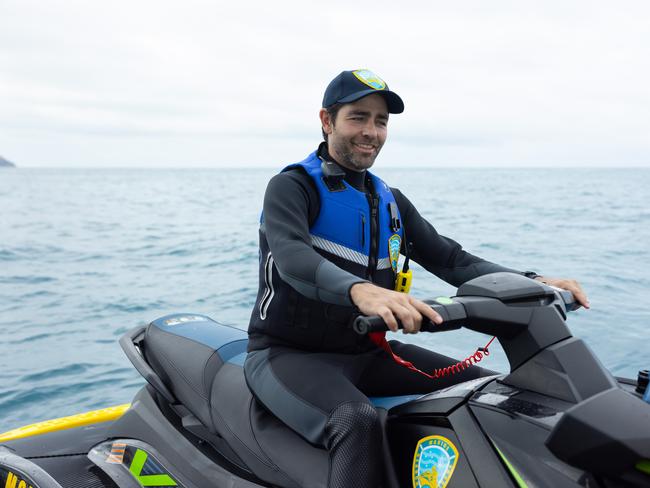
[349,281,371,305]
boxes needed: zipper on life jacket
[366,194,379,280]
[360,214,366,248]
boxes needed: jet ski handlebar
[352,286,578,335]
[352,273,580,336]
[352,297,468,335]
[352,273,588,375]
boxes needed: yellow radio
[394,248,412,294]
[395,268,412,293]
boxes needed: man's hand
[534,276,590,309]
[350,282,443,333]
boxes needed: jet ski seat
[143,314,420,488]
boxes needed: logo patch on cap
[353,69,386,90]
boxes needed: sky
[1,0,649,168]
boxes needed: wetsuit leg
[357,341,497,396]
[244,347,382,488]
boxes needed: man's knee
[324,402,381,449]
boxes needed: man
[245,69,588,488]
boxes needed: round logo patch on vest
[388,234,401,274]
[412,435,459,488]
[353,69,386,90]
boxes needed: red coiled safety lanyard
[369,331,496,379]
[369,248,496,379]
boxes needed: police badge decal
[412,435,459,488]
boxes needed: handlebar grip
[546,285,580,312]
[558,289,580,312]
[353,315,390,334]
[352,298,468,335]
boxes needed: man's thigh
[244,347,373,445]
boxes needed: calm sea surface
[1,167,649,431]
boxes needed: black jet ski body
[2,272,650,488]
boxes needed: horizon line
[4,164,649,170]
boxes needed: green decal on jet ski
[412,435,458,488]
[494,445,528,488]
[127,448,177,487]
[636,459,650,475]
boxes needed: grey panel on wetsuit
[210,363,328,488]
[276,256,363,306]
[243,348,332,445]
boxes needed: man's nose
[361,122,378,138]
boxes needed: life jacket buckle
[320,161,347,192]
[388,202,401,232]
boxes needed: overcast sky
[1,1,649,168]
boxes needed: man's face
[321,94,389,172]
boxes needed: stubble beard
[331,138,382,172]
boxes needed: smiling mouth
[353,142,376,151]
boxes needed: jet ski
[1,272,649,488]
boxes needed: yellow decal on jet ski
[1,469,34,488]
[0,403,130,443]
[412,435,459,488]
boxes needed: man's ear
[319,108,333,135]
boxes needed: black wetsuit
[245,144,522,488]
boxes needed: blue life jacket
[293,151,403,276]
[248,150,403,352]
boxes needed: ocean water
[1,167,649,432]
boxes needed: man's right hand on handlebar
[350,282,444,334]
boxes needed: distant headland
[0,156,16,168]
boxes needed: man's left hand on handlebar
[534,276,590,309]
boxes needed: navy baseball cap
[322,69,404,114]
